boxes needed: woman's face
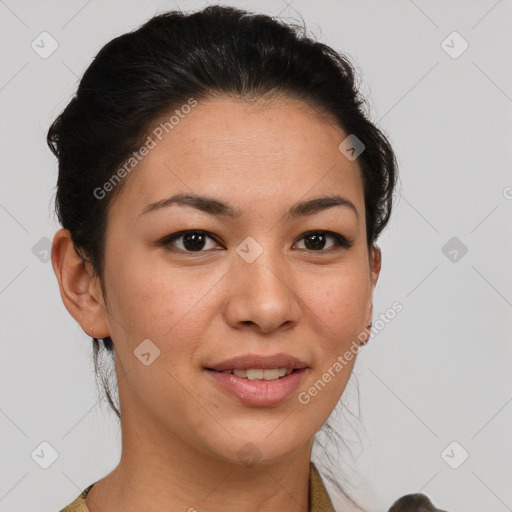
[93,96,380,464]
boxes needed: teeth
[247,369,265,380]
[221,368,292,380]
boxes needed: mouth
[203,353,309,406]
[204,367,308,407]
[206,367,300,381]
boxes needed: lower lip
[205,369,307,407]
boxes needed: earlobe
[51,228,110,338]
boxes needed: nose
[222,246,302,334]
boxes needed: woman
[49,5,446,511]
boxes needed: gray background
[0,0,511,511]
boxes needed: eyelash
[158,230,352,254]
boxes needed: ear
[51,228,111,339]
[366,244,382,322]
[370,244,381,290]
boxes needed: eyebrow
[139,193,358,220]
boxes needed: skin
[52,96,381,512]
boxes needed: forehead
[115,96,364,214]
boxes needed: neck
[86,399,314,512]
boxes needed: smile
[205,368,307,407]
[210,367,295,380]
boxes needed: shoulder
[58,483,94,512]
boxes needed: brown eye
[161,230,222,252]
[295,231,352,251]
[181,232,208,251]
[303,232,328,250]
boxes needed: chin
[203,431,310,468]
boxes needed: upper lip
[206,353,309,372]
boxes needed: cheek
[103,249,225,361]
[104,248,173,328]
[304,264,371,337]
[103,257,210,409]
[299,264,370,407]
